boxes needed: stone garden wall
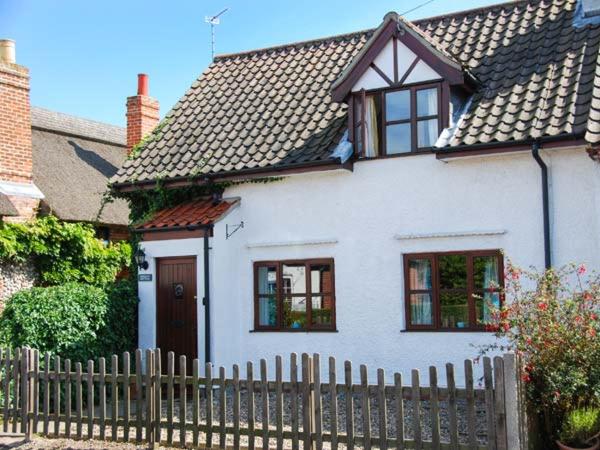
[0,260,36,307]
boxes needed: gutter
[112,158,353,192]
[531,141,552,269]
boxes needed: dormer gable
[332,12,475,158]
[331,12,471,103]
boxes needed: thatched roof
[31,107,129,226]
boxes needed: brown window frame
[403,250,504,332]
[350,81,448,158]
[253,258,336,332]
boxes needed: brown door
[156,257,198,371]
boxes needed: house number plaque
[138,274,152,282]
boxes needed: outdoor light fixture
[134,247,149,270]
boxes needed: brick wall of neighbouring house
[0,60,32,184]
[109,225,130,241]
[0,260,36,306]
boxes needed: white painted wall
[201,146,600,384]
[137,146,600,384]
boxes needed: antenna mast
[205,7,229,60]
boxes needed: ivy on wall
[0,216,131,286]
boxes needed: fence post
[145,349,155,447]
[493,356,508,450]
[503,353,524,450]
[20,348,30,440]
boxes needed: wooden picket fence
[0,348,525,450]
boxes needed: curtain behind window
[364,96,379,157]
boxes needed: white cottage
[112,0,600,382]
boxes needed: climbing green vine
[0,216,131,286]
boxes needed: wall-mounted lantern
[135,247,149,270]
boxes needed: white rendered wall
[206,146,600,384]
[137,238,206,364]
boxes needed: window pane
[283,296,307,329]
[311,295,333,326]
[257,266,277,295]
[410,293,433,325]
[417,88,438,117]
[385,90,410,121]
[364,94,382,157]
[310,264,333,294]
[439,255,467,289]
[258,296,277,327]
[408,259,431,290]
[282,264,306,294]
[476,292,501,324]
[386,123,412,154]
[417,119,438,148]
[474,256,500,289]
[440,292,469,328]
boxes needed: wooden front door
[156,257,198,370]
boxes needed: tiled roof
[32,107,126,146]
[136,199,237,231]
[113,0,600,186]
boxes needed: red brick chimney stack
[0,39,32,184]
[126,74,159,153]
[0,39,41,221]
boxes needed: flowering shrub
[478,262,600,435]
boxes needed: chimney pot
[0,39,16,64]
[137,73,149,96]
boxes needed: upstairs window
[254,259,336,331]
[352,83,443,157]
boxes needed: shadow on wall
[68,140,118,178]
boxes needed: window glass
[310,264,333,294]
[417,119,438,148]
[354,96,362,125]
[474,256,500,289]
[386,123,412,154]
[408,259,431,290]
[258,297,277,327]
[417,88,438,117]
[283,296,307,329]
[476,292,501,324]
[410,293,433,325]
[311,295,333,326]
[354,126,363,155]
[440,292,469,329]
[439,255,467,289]
[257,266,277,295]
[385,90,411,121]
[282,264,306,294]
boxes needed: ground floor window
[403,250,503,331]
[254,259,336,331]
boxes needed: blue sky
[1,0,498,127]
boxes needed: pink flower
[538,302,548,311]
[577,264,587,275]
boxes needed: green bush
[560,408,600,447]
[0,281,137,363]
[0,216,131,286]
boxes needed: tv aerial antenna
[205,7,229,60]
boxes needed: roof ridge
[213,28,373,61]
[31,106,126,146]
[413,0,535,24]
[213,0,540,62]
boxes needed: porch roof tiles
[136,199,237,231]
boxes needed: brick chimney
[0,39,42,221]
[126,74,159,153]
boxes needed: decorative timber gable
[331,12,474,103]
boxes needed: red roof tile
[137,199,236,231]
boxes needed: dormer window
[353,83,442,157]
[332,12,475,160]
